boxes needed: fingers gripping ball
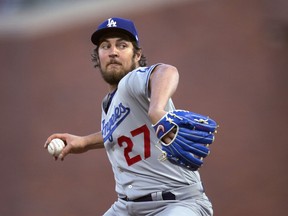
[47,138,65,157]
[153,110,218,171]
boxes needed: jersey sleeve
[124,64,161,99]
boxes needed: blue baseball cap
[91,17,139,46]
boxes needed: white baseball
[47,138,65,157]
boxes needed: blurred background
[0,0,287,215]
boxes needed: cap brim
[91,28,137,46]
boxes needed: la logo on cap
[91,17,140,46]
[107,18,117,27]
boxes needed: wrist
[148,109,167,125]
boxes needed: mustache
[107,60,122,66]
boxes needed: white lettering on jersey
[102,102,130,142]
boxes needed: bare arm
[148,64,179,124]
[44,131,104,160]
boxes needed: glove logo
[155,125,165,136]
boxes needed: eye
[118,42,128,49]
[100,42,110,50]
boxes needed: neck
[108,84,118,93]
[107,63,140,93]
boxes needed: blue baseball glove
[153,110,218,171]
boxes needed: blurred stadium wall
[0,0,287,215]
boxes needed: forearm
[82,131,104,150]
[45,131,104,160]
[148,64,179,124]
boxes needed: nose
[109,45,119,58]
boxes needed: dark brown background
[0,0,287,215]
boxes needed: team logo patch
[107,18,117,27]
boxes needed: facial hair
[99,57,137,85]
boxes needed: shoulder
[124,64,161,82]
[150,63,178,75]
[118,64,160,97]
[149,63,179,80]
[134,64,162,74]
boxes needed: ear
[135,48,142,62]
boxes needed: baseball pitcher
[45,17,219,216]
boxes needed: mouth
[108,60,122,67]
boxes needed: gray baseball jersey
[101,64,203,200]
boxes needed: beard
[99,59,137,85]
